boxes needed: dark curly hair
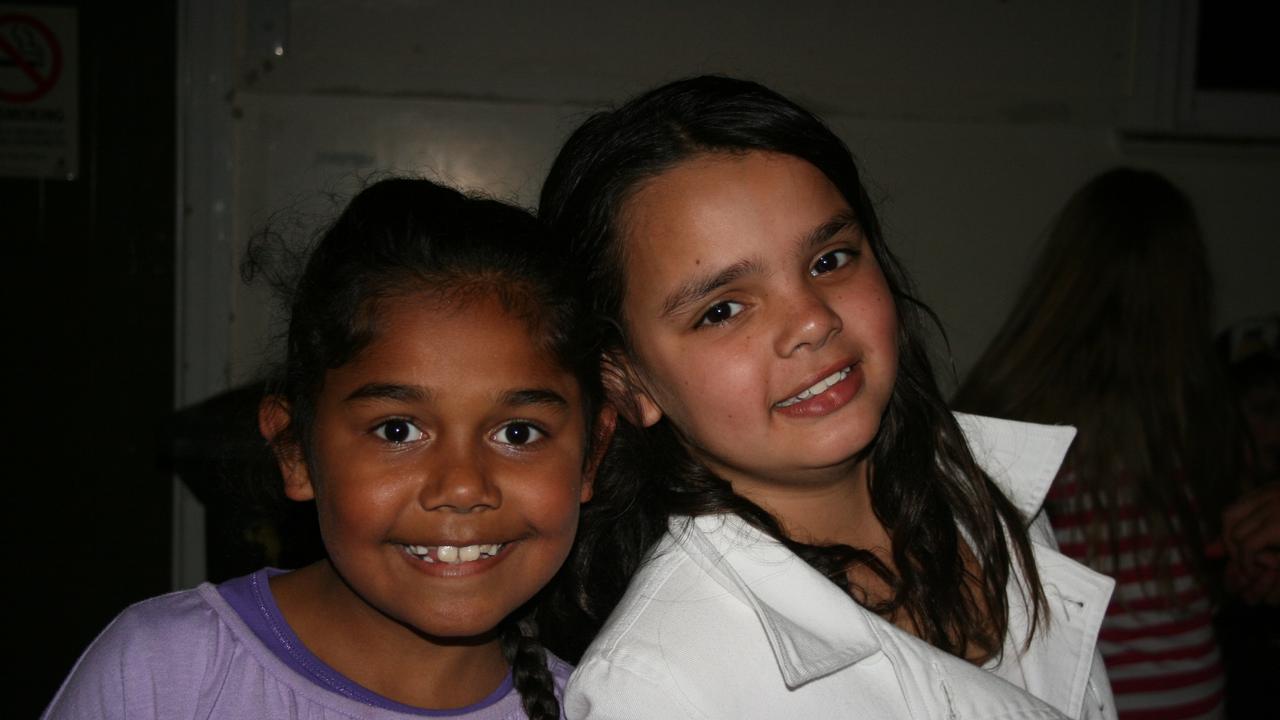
[538,75,1048,663]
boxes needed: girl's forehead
[620,152,848,263]
[627,151,838,223]
[320,309,585,438]
[351,292,572,382]
[370,283,547,339]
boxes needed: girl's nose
[418,447,501,513]
[774,286,842,357]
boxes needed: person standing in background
[955,167,1275,719]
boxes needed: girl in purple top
[43,179,610,719]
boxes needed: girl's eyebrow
[660,257,764,319]
[345,383,429,403]
[500,388,569,409]
[803,210,860,253]
[345,384,568,409]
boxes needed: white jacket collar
[674,513,883,687]
[669,413,1084,689]
[953,412,1077,520]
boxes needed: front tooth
[459,545,481,562]
[437,545,458,563]
[780,367,850,407]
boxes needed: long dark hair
[249,177,601,720]
[538,75,1047,663]
[954,167,1240,600]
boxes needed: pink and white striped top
[1047,475,1224,720]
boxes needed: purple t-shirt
[41,568,571,719]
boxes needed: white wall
[212,0,1280,386]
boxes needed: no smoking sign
[0,5,77,179]
[0,12,63,102]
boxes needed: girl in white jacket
[538,76,1117,719]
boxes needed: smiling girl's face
[616,151,899,501]
[280,291,592,642]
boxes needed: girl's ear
[258,396,315,502]
[580,405,618,503]
[601,353,663,428]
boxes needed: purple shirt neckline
[218,568,515,716]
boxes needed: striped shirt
[1047,475,1224,720]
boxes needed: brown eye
[494,421,546,446]
[697,301,744,327]
[810,249,856,277]
[375,419,422,444]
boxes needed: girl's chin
[779,426,882,467]
[408,622,505,647]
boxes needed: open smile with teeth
[775,366,852,408]
[401,543,505,565]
